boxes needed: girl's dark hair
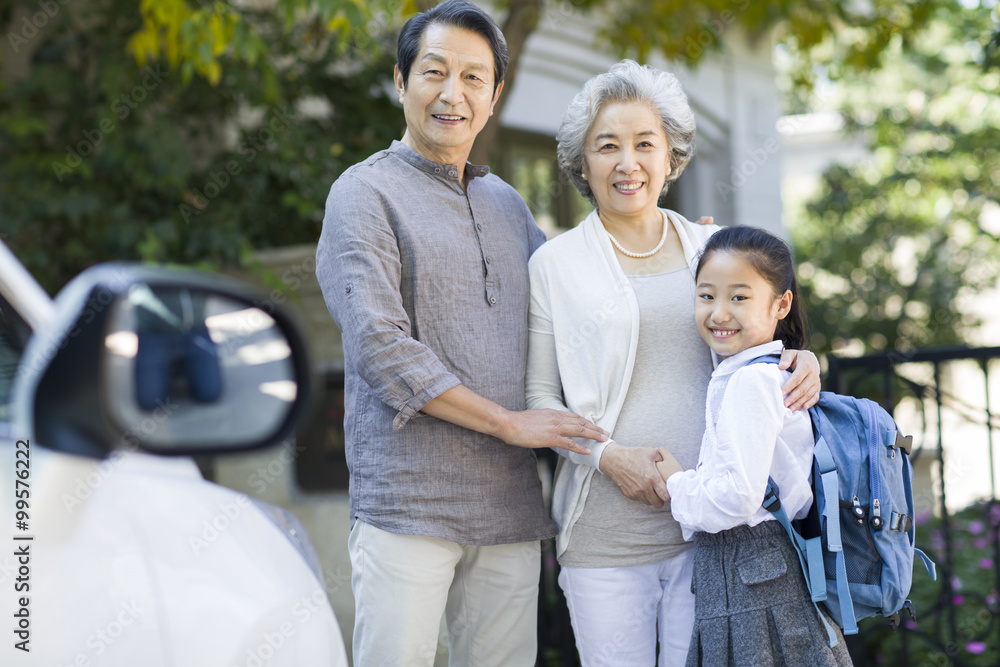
[397,0,509,94]
[695,225,808,350]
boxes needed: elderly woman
[526,60,821,665]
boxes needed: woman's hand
[778,349,822,410]
[598,442,669,508]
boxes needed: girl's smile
[695,251,793,357]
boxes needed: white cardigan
[526,208,719,556]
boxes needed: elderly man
[315,1,606,664]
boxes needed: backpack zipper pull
[871,498,884,530]
[852,496,865,527]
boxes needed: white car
[0,241,348,667]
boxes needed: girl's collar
[713,340,786,376]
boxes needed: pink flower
[974,538,987,549]
[966,641,986,655]
[981,558,994,569]
[968,520,984,535]
[952,594,964,605]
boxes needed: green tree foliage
[0,0,965,291]
[790,3,1000,354]
[0,0,407,292]
[472,0,952,163]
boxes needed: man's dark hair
[397,0,509,93]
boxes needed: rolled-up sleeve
[316,174,460,428]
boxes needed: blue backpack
[751,356,937,647]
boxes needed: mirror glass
[101,285,298,451]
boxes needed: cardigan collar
[580,208,710,282]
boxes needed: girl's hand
[778,349,821,410]
[654,447,683,502]
[598,442,668,508]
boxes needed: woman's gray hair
[557,60,696,208]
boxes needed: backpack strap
[915,548,937,580]
[812,432,859,636]
[747,354,783,367]
[765,477,840,648]
[753,354,849,646]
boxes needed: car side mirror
[14,264,313,459]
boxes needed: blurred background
[2,0,999,664]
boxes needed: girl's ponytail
[775,274,807,350]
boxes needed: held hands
[598,442,669,508]
[497,408,607,456]
[654,447,683,504]
[778,349,822,410]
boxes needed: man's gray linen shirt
[316,141,558,546]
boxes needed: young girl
[656,225,854,666]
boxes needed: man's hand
[779,349,822,410]
[695,216,715,226]
[598,442,668,508]
[653,447,683,503]
[421,386,607,455]
[496,408,607,455]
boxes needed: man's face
[394,23,503,166]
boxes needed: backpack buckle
[889,600,918,632]
[762,478,782,513]
[890,511,913,533]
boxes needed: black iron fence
[537,345,1000,666]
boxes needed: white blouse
[666,340,815,541]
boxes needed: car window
[0,294,31,429]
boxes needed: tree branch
[469,0,542,165]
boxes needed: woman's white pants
[558,548,696,667]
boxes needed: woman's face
[581,101,671,224]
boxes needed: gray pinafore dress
[685,520,854,667]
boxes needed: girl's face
[695,251,793,358]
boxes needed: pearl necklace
[605,215,669,259]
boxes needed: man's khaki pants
[348,520,541,666]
